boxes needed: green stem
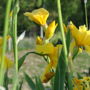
[12,0,19,89]
[0,0,12,85]
[56,0,68,66]
[12,13,18,90]
[56,0,73,90]
[84,2,88,28]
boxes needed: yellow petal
[78,48,83,53]
[36,43,54,54]
[36,36,43,45]
[24,8,49,25]
[45,20,57,40]
[83,77,90,82]
[68,21,79,39]
[7,35,11,40]
[41,44,62,83]
[85,45,90,54]
[68,22,83,46]
[68,22,90,47]
[0,35,11,47]
[0,56,13,69]
[41,63,55,83]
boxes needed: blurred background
[0,0,90,36]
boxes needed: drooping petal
[40,44,62,83]
[45,21,58,40]
[41,63,55,83]
[24,8,49,25]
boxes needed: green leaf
[35,77,45,90]
[24,73,36,90]
[4,71,8,90]
[18,52,45,70]
[18,80,23,90]
[66,29,71,54]
[18,52,30,70]
[72,47,79,60]
[66,72,73,90]
[54,49,66,90]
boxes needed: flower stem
[12,12,18,90]
[84,1,88,28]
[56,0,68,65]
[0,0,12,85]
[12,0,19,89]
[56,0,73,90]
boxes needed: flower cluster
[24,8,62,83]
[73,77,90,90]
[24,8,90,87]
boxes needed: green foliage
[24,73,36,90]
[35,77,45,90]
[66,29,71,54]
[54,49,66,90]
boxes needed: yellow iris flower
[24,8,49,25]
[45,21,58,40]
[68,22,90,53]
[36,43,62,83]
[73,77,90,90]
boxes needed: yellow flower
[68,22,90,53]
[0,35,11,47]
[36,36,43,45]
[83,77,90,82]
[45,21,57,40]
[24,8,49,25]
[73,86,83,90]
[73,77,90,90]
[0,56,13,69]
[36,43,62,83]
[73,78,84,90]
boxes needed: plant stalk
[0,0,12,85]
[57,0,68,65]
[84,1,88,28]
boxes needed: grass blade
[35,77,45,90]
[24,73,36,90]
[54,49,66,90]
